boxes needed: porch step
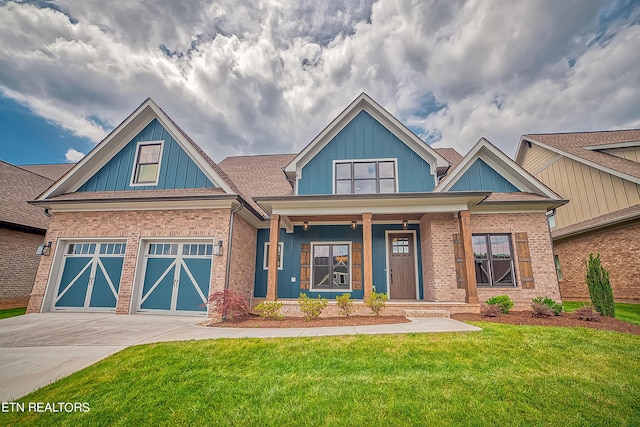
[403,309,450,318]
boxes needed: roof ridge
[525,128,640,137]
[2,160,55,182]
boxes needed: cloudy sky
[0,0,639,165]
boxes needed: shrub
[585,253,615,317]
[485,295,514,314]
[480,302,502,317]
[254,301,284,320]
[365,291,388,316]
[205,289,249,320]
[532,297,563,316]
[531,301,554,318]
[574,305,601,322]
[298,293,328,321]
[336,293,355,317]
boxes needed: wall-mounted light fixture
[402,219,408,230]
[36,241,52,256]
[213,240,223,256]
[303,221,309,231]
[351,220,357,230]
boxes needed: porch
[254,193,489,313]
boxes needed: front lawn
[4,324,640,426]
[564,301,640,325]
[0,307,26,319]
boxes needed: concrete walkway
[0,313,480,401]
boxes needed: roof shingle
[525,129,640,180]
[0,160,54,231]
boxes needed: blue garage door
[138,242,213,315]
[54,242,126,311]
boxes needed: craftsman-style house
[27,94,565,316]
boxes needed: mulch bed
[205,314,410,328]
[452,310,640,335]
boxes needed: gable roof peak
[284,93,449,179]
[436,137,562,199]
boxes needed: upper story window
[132,141,163,185]
[334,160,397,194]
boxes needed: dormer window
[334,160,397,194]
[132,141,163,185]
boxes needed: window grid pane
[473,234,514,287]
[312,244,350,290]
[334,160,397,195]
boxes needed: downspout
[224,203,244,290]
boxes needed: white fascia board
[285,93,449,180]
[39,101,156,200]
[260,194,486,217]
[582,141,640,150]
[522,137,640,185]
[40,99,236,199]
[436,138,561,199]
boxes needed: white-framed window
[131,141,164,186]
[333,159,398,194]
[263,242,284,270]
[311,242,351,291]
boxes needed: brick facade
[228,214,257,300]
[27,209,232,314]
[554,221,640,303]
[420,211,560,307]
[0,227,45,307]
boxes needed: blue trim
[79,119,215,192]
[449,158,520,192]
[254,224,423,299]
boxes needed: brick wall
[27,209,231,314]
[228,214,257,300]
[471,213,561,306]
[554,221,640,303]
[0,227,45,305]
[419,212,560,306]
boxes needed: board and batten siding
[519,143,562,175]
[601,147,640,163]
[448,158,519,192]
[525,145,640,229]
[79,119,215,192]
[297,111,436,194]
[253,224,424,299]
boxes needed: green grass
[0,307,26,319]
[3,324,639,426]
[564,301,640,325]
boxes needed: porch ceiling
[288,213,424,222]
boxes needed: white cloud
[0,0,638,161]
[65,148,85,162]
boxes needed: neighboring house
[0,161,72,308]
[26,94,565,317]
[516,130,640,302]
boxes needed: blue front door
[54,242,126,311]
[138,242,213,315]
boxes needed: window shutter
[452,234,466,289]
[515,233,534,289]
[352,243,362,290]
[300,243,310,290]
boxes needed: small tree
[585,253,615,317]
[205,290,249,320]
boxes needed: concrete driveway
[0,312,480,401]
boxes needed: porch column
[266,214,280,301]
[362,212,373,300]
[458,210,479,303]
